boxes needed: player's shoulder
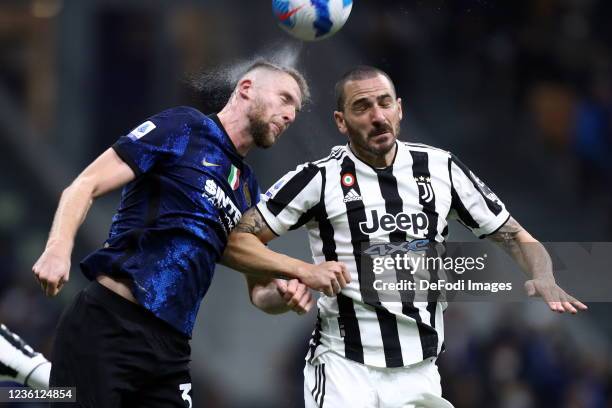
[311,144,349,168]
[400,141,451,158]
[150,106,206,125]
[278,145,347,181]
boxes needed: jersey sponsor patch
[469,170,501,203]
[203,179,242,234]
[128,120,156,140]
[264,175,290,199]
[359,209,428,236]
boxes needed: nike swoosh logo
[277,5,304,21]
[202,159,221,167]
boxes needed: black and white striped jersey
[256,141,510,368]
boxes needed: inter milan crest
[415,176,434,203]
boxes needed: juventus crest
[414,176,434,203]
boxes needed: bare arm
[487,217,587,314]
[33,148,136,296]
[221,207,350,297]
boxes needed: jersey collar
[209,114,244,159]
[346,140,399,172]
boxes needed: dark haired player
[223,66,587,407]
[20,61,348,407]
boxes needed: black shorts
[50,281,193,408]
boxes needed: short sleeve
[448,154,510,238]
[256,163,322,236]
[112,108,191,176]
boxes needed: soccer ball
[272,0,353,41]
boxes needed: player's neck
[349,142,397,168]
[217,109,253,157]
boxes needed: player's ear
[397,97,403,120]
[237,78,253,100]
[334,110,347,134]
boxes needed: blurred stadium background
[1,0,611,407]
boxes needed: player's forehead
[344,74,395,105]
[258,69,303,104]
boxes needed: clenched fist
[276,279,315,315]
[299,261,350,297]
[32,248,70,297]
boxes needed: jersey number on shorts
[179,383,192,408]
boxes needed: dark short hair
[242,59,311,105]
[334,66,396,111]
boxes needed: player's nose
[370,105,386,123]
[282,107,296,125]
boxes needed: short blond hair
[240,59,310,105]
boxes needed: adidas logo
[343,188,362,203]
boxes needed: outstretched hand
[524,278,588,314]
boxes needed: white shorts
[304,352,454,408]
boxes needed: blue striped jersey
[80,107,259,336]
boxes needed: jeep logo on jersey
[359,210,428,236]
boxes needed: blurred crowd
[440,305,612,408]
[356,0,612,239]
[1,0,611,407]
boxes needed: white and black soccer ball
[272,0,353,41]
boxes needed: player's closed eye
[280,92,295,105]
[378,97,393,108]
[351,101,371,113]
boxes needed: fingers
[45,279,59,297]
[524,279,563,312]
[42,275,67,297]
[275,279,288,294]
[569,296,588,311]
[305,261,351,297]
[335,267,347,289]
[528,279,587,314]
[340,262,351,284]
[328,262,349,296]
[282,279,313,315]
[296,292,315,314]
[283,280,304,307]
[292,287,314,315]
[559,292,588,314]
[545,290,563,313]
[32,254,70,297]
[33,268,68,297]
